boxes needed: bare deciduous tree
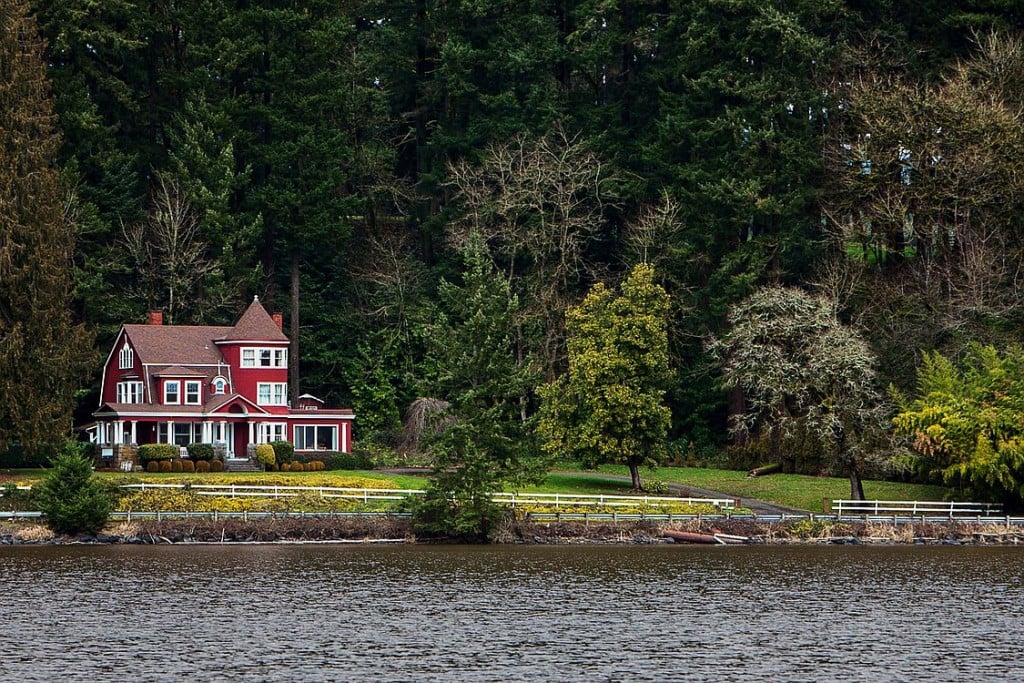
[120,175,219,324]
[446,125,621,374]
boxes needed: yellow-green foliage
[255,444,275,467]
[115,491,365,513]
[894,344,1024,503]
[514,501,723,516]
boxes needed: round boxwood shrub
[270,440,294,463]
[181,460,196,473]
[146,460,160,473]
[210,459,224,473]
[187,443,214,461]
[255,443,275,469]
[195,460,210,473]
[138,443,179,462]
[159,460,173,472]
[171,460,183,473]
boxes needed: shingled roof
[220,296,288,342]
[123,324,232,365]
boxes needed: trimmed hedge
[326,452,373,470]
[187,443,214,461]
[270,440,294,463]
[139,443,179,462]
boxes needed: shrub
[34,447,111,535]
[210,459,224,473]
[146,460,160,473]
[171,460,183,473]
[138,443,179,462]
[326,451,373,471]
[181,460,195,473]
[309,460,324,471]
[270,440,294,463]
[255,444,276,469]
[159,460,173,472]
[187,443,214,461]
[194,460,209,473]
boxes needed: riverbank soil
[3,517,1023,545]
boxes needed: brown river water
[1,544,1022,682]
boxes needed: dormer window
[164,380,180,405]
[119,342,134,370]
[185,381,201,405]
[212,377,228,395]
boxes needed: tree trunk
[629,461,641,491]
[289,249,300,405]
[849,466,865,501]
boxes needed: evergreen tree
[0,0,94,452]
[35,446,111,535]
[538,263,672,490]
[415,237,543,540]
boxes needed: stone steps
[224,458,263,473]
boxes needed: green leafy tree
[35,446,111,536]
[713,286,892,499]
[0,0,94,452]
[538,263,672,491]
[415,237,543,540]
[893,344,1024,505]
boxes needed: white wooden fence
[830,500,1002,516]
[116,483,734,509]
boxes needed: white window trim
[184,380,202,405]
[258,422,288,444]
[212,377,228,395]
[164,380,181,405]
[116,381,144,404]
[256,382,288,406]
[119,342,134,370]
[241,346,288,368]
[294,424,338,451]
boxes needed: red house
[89,297,353,462]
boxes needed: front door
[233,422,246,459]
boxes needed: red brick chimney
[272,312,283,331]
[147,310,163,326]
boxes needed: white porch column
[341,422,349,453]
[248,421,255,444]
[113,420,123,445]
[167,420,174,445]
[201,421,210,443]
[130,421,137,445]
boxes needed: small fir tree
[35,447,111,536]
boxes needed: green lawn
[4,465,953,512]
[566,465,951,512]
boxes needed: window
[294,425,337,451]
[164,380,180,405]
[212,377,227,395]
[241,347,287,368]
[258,423,287,444]
[159,423,197,446]
[118,342,134,370]
[256,383,287,406]
[116,381,144,404]
[185,381,201,405]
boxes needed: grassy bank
[544,466,951,512]
[3,465,952,513]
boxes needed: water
[1,544,1022,682]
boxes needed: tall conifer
[0,0,93,452]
